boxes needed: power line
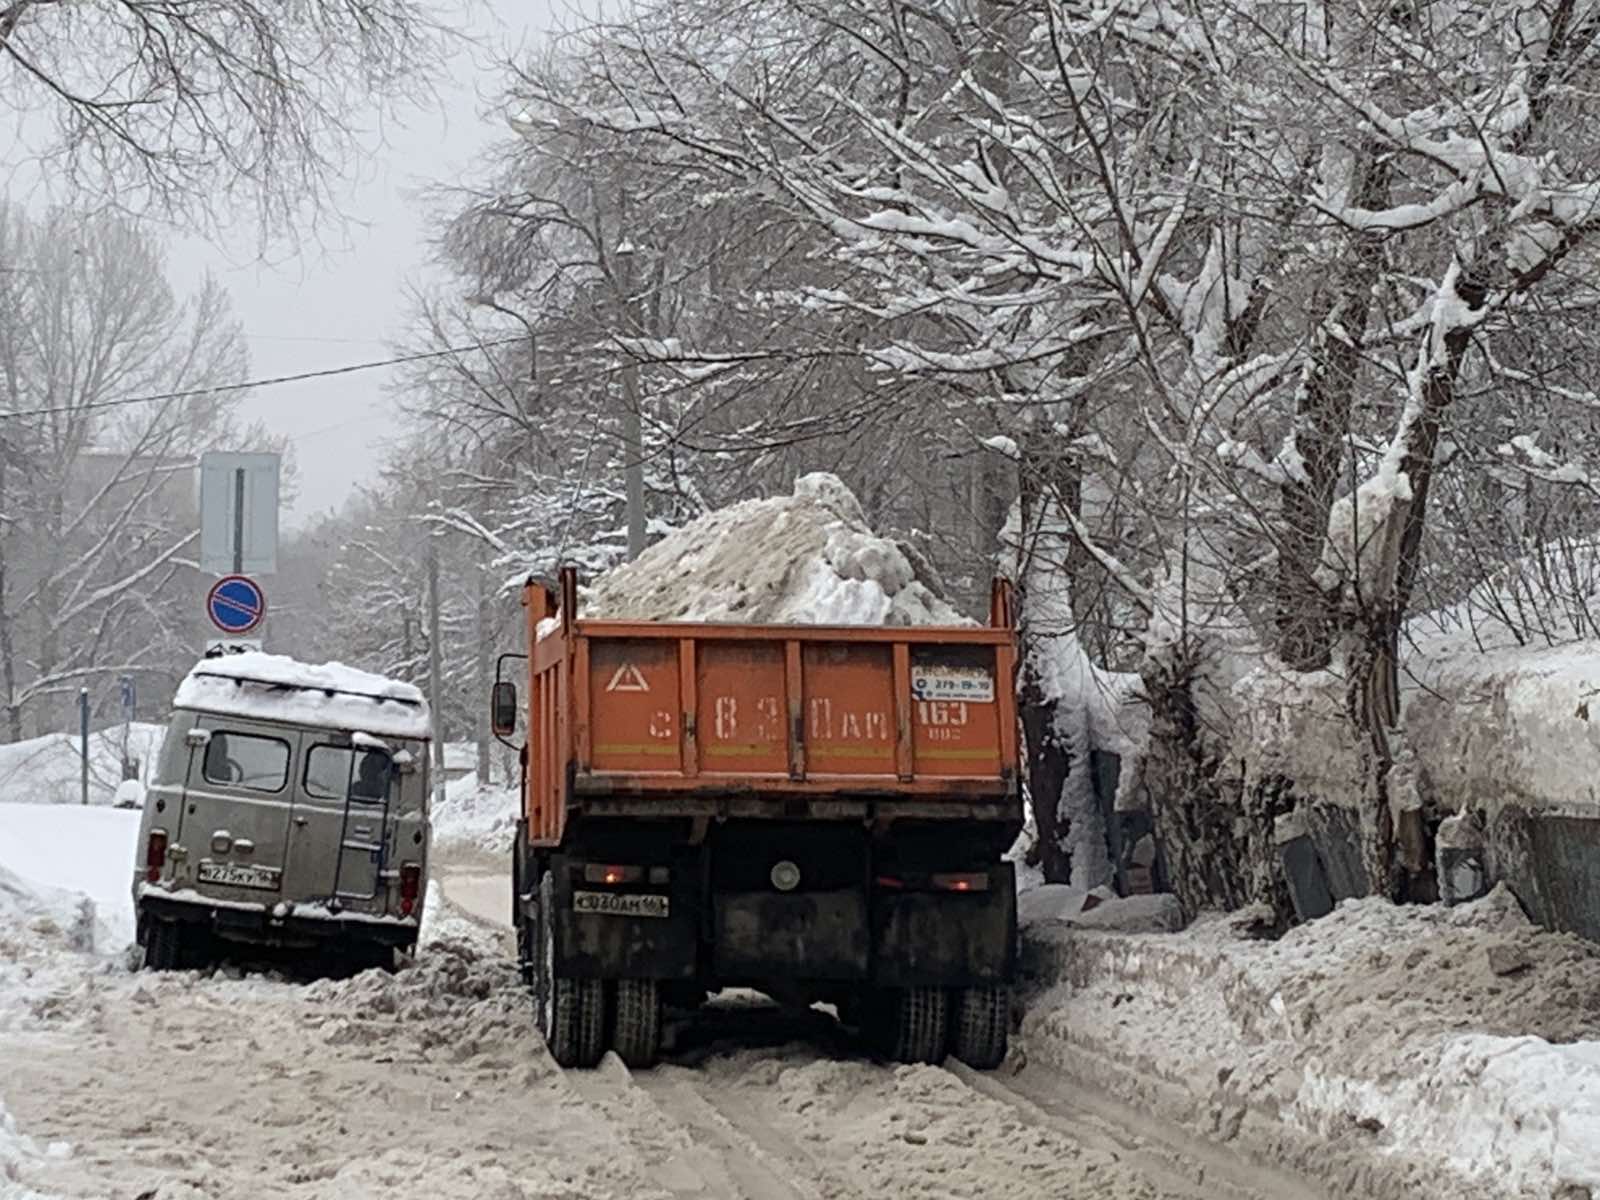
[0,337,524,422]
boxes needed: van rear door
[286,738,394,905]
[182,720,300,900]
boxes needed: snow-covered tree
[0,206,260,737]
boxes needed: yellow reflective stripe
[704,744,780,757]
[916,749,997,761]
[594,743,678,757]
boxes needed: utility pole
[426,542,447,809]
[616,232,647,561]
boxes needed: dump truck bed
[520,574,1019,846]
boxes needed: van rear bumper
[138,888,419,948]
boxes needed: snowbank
[430,774,519,858]
[0,803,139,952]
[174,652,432,741]
[1022,887,1600,1198]
[1215,626,1600,848]
[1,1096,71,1199]
[583,473,969,626]
[0,856,115,1039]
[0,722,165,807]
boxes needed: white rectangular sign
[200,451,280,575]
[910,665,995,703]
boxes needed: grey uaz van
[133,653,432,970]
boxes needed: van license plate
[573,891,669,918]
[197,862,280,891]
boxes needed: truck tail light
[874,875,905,890]
[583,864,643,886]
[399,862,421,916]
[145,830,168,882]
[932,872,989,892]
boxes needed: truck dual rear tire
[534,874,604,1068]
[952,985,1009,1069]
[880,986,948,1064]
[869,985,1009,1067]
[612,979,663,1068]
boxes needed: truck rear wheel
[952,985,1009,1069]
[535,874,604,1068]
[612,979,662,1068]
[877,986,948,1064]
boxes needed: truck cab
[133,653,432,971]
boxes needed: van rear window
[201,732,290,793]
[305,745,392,803]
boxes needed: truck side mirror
[491,681,518,736]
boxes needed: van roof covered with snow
[172,652,432,742]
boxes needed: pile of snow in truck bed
[582,472,969,626]
[174,652,432,741]
[1023,887,1600,1198]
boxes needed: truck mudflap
[713,889,870,980]
[551,853,699,980]
[871,861,1016,987]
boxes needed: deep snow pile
[0,804,139,1041]
[1,1095,70,1199]
[300,882,526,1056]
[429,773,518,857]
[1022,888,1600,1199]
[0,803,138,952]
[1219,535,1600,825]
[0,721,165,807]
[583,473,968,625]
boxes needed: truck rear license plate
[197,862,280,891]
[573,891,669,918]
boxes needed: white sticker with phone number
[910,665,995,703]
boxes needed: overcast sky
[165,0,552,528]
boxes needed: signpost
[199,451,279,656]
[119,674,136,781]
[78,687,89,806]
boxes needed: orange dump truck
[491,567,1022,1069]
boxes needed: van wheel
[874,986,947,1064]
[612,979,662,1068]
[535,874,604,1068]
[143,919,184,971]
[952,985,1009,1069]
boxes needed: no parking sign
[207,575,266,636]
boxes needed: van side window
[305,745,392,803]
[201,731,290,793]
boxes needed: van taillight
[145,830,168,882]
[399,862,421,916]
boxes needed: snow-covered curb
[1019,892,1600,1199]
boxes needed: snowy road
[0,849,1331,1200]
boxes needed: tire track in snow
[568,1053,832,1200]
[945,1059,1334,1200]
